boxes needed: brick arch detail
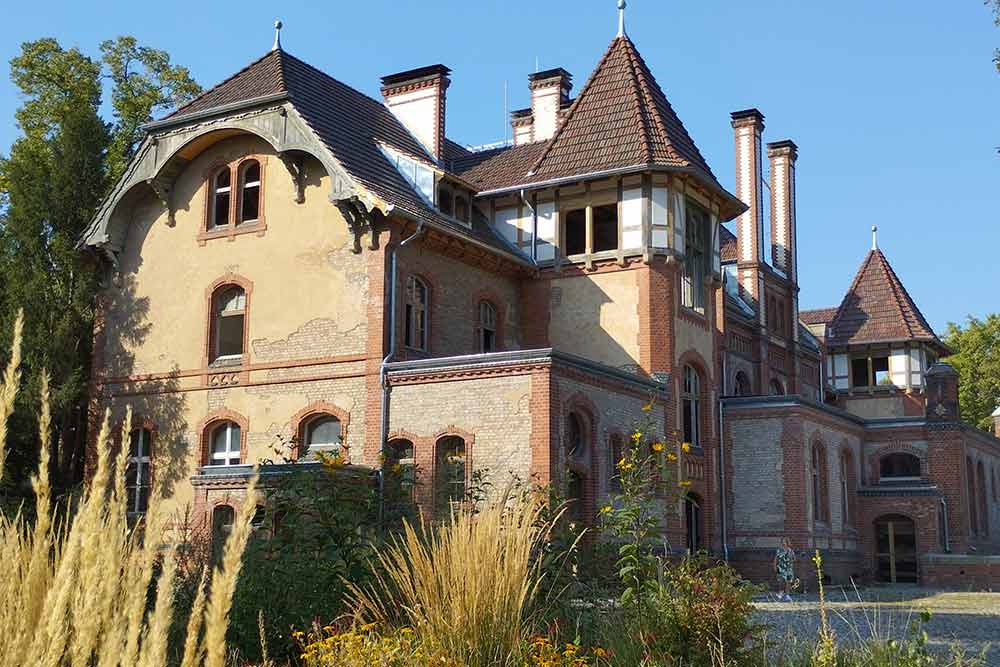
[471,290,505,352]
[809,433,830,525]
[198,409,249,466]
[400,271,434,355]
[676,349,714,444]
[430,427,476,511]
[866,442,926,481]
[562,392,601,525]
[290,401,351,460]
[203,273,254,369]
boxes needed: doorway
[875,515,917,583]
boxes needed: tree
[991,1,1000,73]
[944,314,1000,432]
[0,37,199,493]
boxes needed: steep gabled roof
[826,248,946,353]
[720,225,737,263]
[160,49,529,265]
[454,35,743,220]
[527,35,715,184]
[800,307,837,326]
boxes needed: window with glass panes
[209,421,241,466]
[478,301,497,353]
[682,199,709,310]
[682,365,700,447]
[126,428,152,515]
[303,415,341,457]
[212,286,246,361]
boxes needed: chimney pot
[522,68,572,143]
[766,139,798,283]
[731,108,765,308]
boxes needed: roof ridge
[829,250,876,337]
[166,49,282,119]
[525,36,623,176]
[876,248,937,339]
[623,37,680,164]
[621,38,654,164]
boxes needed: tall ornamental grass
[0,311,258,667]
[347,491,550,667]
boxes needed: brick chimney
[527,68,572,143]
[731,109,766,318]
[925,362,960,422]
[767,140,798,284]
[381,65,451,160]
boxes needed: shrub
[347,490,551,667]
[0,313,257,666]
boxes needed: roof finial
[272,20,283,51]
[872,225,878,251]
[617,0,627,37]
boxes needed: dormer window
[438,185,453,216]
[455,194,470,223]
[238,160,261,224]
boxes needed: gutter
[378,221,425,524]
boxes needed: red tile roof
[799,307,837,326]
[455,36,743,220]
[162,49,528,264]
[826,249,946,353]
[720,225,737,263]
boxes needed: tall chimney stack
[731,109,765,307]
[381,65,451,161]
[767,140,798,284]
[528,68,572,142]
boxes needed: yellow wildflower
[641,401,653,412]
[651,442,664,453]
[392,463,402,473]
[631,430,642,442]
[666,452,678,462]
[682,442,691,453]
[679,479,693,487]
[593,647,608,657]
[600,505,612,514]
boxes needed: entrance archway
[874,514,917,583]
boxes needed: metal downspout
[378,222,425,524]
[719,355,729,562]
[940,496,951,553]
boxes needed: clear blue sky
[1,1,997,333]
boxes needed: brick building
[81,11,1000,586]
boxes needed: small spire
[272,20,283,51]
[617,0,627,37]
[872,225,878,251]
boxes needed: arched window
[302,414,342,458]
[126,428,152,516]
[211,167,231,228]
[404,276,428,351]
[387,438,416,500]
[685,493,702,553]
[208,421,241,466]
[238,160,261,224]
[733,371,751,397]
[977,462,989,536]
[967,457,978,537]
[212,504,235,560]
[812,442,829,524]
[211,285,246,361]
[478,301,497,353]
[840,450,856,529]
[682,365,701,448]
[608,433,624,494]
[879,452,921,480]
[435,436,466,516]
[769,378,785,396]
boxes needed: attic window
[592,204,618,252]
[378,144,435,204]
[438,185,453,216]
[562,204,618,257]
[851,355,891,388]
[455,194,470,222]
[565,209,586,255]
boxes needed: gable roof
[161,49,529,265]
[826,248,947,353]
[454,35,744,220]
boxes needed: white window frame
[209,422,241,466]
[213,287,246,362]
[303,414,342,457]
[237,160,261,225]
[211,168,232,229]
[127,428,152,516]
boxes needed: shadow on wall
[548,275,639,373]
[97,265,191,503]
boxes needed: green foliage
[943,314,1000,431]
[0,36,199,493]
[226,462,381,664]
[99,37,202,182]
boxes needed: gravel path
[753,587,1000,665]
